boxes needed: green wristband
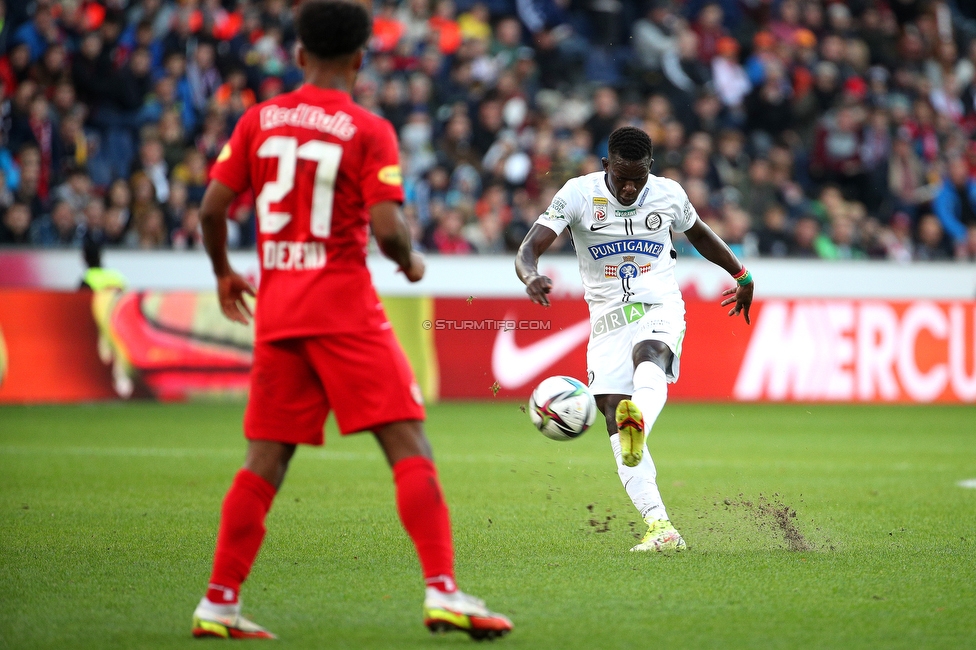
[735,270,753,286]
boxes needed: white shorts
[586,301,686,396]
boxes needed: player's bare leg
[373,421,512,640]
[192,441,296,639]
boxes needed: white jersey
[537,171,699,319]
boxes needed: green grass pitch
[1,401,975,649]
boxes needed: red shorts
[244,326,425,444]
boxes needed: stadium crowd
[1,0,976,261]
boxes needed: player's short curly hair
[296,0,372,61]
[608,126,654,162]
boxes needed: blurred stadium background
[0,0,974,405]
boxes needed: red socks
[393,456,456,593]
[206,459,454,604]
[206,469,277,604]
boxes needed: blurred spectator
[171,149,208,203]
[755,204,791,258]
[30,200,79,247]
[817,216,866,259]
[887,130,929,215]
[171,202,203,250]
[790,215,822,258]
[932,157,976,251]
[186,42,221,114]
[133,135,170,204]
[711,37,750,119]
[80,198,107,245]
[52,168,92,215]
[965,226,976,262]
[881,211,915,263]
[132,205,168,249]
[633,2,679,75]
[914,213,954,261]
[585,87,619,152]
[427,207,472,254]
[0,201,30,244]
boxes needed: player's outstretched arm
[201,180,255,325]
[370,200,424,283]
[515,224,558,307]
[683,217,755,324]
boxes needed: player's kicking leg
[627,340,685,551]
[192,440,295,639]
[374,421,513,640]
[597,341,685,552]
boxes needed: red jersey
[210,85,404,341]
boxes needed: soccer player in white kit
[516,126,755,551]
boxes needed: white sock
[609,433,668,522]
[631,361,668,430]
[609,361,672,522]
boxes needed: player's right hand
[403,251,426,283]
[217,271,256,325]
[525,274,553,307]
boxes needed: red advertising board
[1,290,974,404]
[432,297,976,403]
[0,291,116,402]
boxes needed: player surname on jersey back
[262,240,327,271]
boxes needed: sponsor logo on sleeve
[593,197,608,222]
[378,165,402,186]
[543,197,567,220]
[683,200,693,222]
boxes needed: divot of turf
[702,493,816,551]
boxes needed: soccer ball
[528,376,598,441]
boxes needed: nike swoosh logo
[491,316,591,389]
[589,223,612,231]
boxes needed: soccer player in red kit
[191,0,512,641]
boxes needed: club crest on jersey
[604,255,652,279]
[593,197,608,222]
[645,213,663,230]
[588,239,664,260]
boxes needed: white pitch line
[958,479,976,489]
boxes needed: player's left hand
[721,281,753,325]
[217,271,256,325]
[402,251,426,283]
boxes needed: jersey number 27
[255,136,343,238]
